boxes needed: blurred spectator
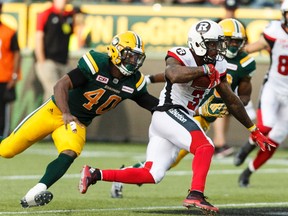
[172,0,206,4]
[0,2,21,137]
[210,0,254,18]
[70,9,91,50]
[34,0,75,102]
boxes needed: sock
[191,145,214,192]
[252,140,279,170]
[25,183,47,197]
[102,163,155,184]
[39,153,75,188]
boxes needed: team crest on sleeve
[96,75,109,84]
[176,48,186,56]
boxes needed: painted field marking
[0,202,288,215]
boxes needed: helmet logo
[196,21,211,33]
[112,37,119,46]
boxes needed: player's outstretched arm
[216,79,276,151]
[244,34,270,54]
[145,73,165,85]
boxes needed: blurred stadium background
[1,0,287,146]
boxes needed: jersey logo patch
[96,75,109,84]
[176,48,186,56]
[122,86,134,94]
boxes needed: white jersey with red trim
[264,20,288,95]
[158,47,227,116]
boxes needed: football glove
[202,64,221,89]
[198,95,229,118]
[250,127,277,151]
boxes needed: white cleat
[20,191,53,208]
[110,182,123,198]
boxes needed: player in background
[110,18,257,199]
[0,2,21,137]
[0,31,159,208]
[79,20,274,215]
[234,0,288,187]
[205,18,256,158]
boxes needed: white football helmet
[188,19,227,64]
[281,0,288,27]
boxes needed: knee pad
[0,147,16,158]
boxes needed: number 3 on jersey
[187,89,205,110]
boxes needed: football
[191,76,210,89]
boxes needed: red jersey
[36,5,74,64]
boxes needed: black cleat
[234,141,256,166]
[238,168,252,188]
[214,144,234,159]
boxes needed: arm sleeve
[67,67,88,88]
[132,92,159,113]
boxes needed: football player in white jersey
[234,0,288,187]
[78,20,275,215]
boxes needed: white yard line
[0,202,287,215]
[1,168,288,180]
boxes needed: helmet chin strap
[116,63,134,76]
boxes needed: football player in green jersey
[0,31,159,208]
[110,18,257,198]
[209,18,256,158]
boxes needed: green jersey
[202,51,256,123]
[52,50,148,126]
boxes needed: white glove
[144,75,152,85]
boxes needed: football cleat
[20,191,53,208]
[110,165,125,198]
[79,165,98,194]
[110,182,123,198]
[214,144,234,159]
[183,190,219,215]
[238,168,252,188]
[234,141,256,166]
